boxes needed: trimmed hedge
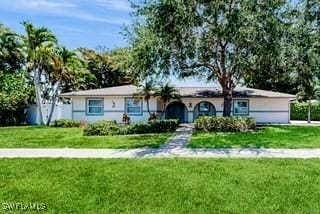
[84,119,179,136]
[83,121,119,136]
[52,119,80,128]
[291,103,320,121]
[195,116,256,132]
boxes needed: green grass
[1,159,320,213]
[190,126,320,149]
[0,126,171,149]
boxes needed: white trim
[125,98,143,115]
[233,99,249,116]
[86,98,104,115]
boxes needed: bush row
[291,103,320,121]
[83,119,179,136]
[83,121,118,135]
[52,119,81,128]
[195,116,256,132]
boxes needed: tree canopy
[0,24,24,72]
[1,0,320,124]
[128,0,293,116]
[79,48,135,89]
[0,22,133,125]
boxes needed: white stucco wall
[177,98,224,122]
[66,96,291,124]
[71,96,157,123]
[169,97,291,123]
[246,98,291,123]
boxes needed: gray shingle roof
[60,84,296,98]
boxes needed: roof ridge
[176,86,219,88]
[60,84,296,98]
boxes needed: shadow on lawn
[191,126,310,149]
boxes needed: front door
[165,102,187,123]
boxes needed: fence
[27,103,72,125]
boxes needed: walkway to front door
[160,123,193,150]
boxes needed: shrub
[148,113,157,121]
[83,119,179,136]
[127,120,179,134]
[149,120,179,132]
[83,120,118,136]
[122,114,131,125]
[53,119,80,128]
[291,103,320,121]
[0,72,30,126]
[195,116,256,132]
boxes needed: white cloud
[95,0,132,12]
[0,0,130,25]
[2,0,76,11]
[62,10,130,24]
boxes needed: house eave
[60,94,296,99]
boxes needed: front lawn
[1,159,320,213]
[190,126,320,149]
[0,127,171,149]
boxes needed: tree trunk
[160,102,167,119]
[217,42,233,117]
[46,95,57,126]
[46,81,60,126]
[308,99,311,124]
[33,68,45,125]
[146,98,151,115]
[222,87,232,117]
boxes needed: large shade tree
[294,0,320,123]
[128,0,289,116]
[242,2,298,94]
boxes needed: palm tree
[0,24,24,72]
[135,80,155,115]
[154,83,180,119]
[23,21,57,125]
[46,47,77,125]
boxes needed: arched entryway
[193,101,216,121]
[165,101,188,123]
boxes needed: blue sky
[0,0,132,49]
[0,0,222,86]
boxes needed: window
[199,102,210,112]
[125,98,142,115]
[87,98,104,115]
[233,99,249,116]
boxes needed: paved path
[290,120,320,126]
[1,148,320,159]
[160,123,193,150]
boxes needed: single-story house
[59,85,296,124]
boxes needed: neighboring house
[59,85,296,124]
